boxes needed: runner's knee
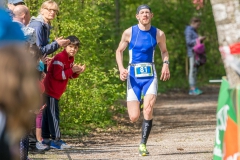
[129,115,139,122]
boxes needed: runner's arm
[157,29,169,62]
[116,28,131,71]
[157,29,170,81]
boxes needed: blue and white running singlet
[127,25,158,101]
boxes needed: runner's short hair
[136,4,151,14]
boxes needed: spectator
[28,0,70,55]
[0,8,39,160]
[12,5,37,159]
[184,17,205,95]
[27,44,50,152]
[42,35,85,149]
[12,5,30,26]
[12,4,36,45]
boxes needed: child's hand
[34,104,46,114]
[76,64,86,74]
[45,57,53,64]
[34,110,40,114]
[42,54,53,65]
[40,104,47,111]
[41,54,47,64]
[72,64,82,73]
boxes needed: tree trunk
[115,0,120,46]
[210,0,240,88]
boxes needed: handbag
[193,38,206,67]
[193,38,205,54]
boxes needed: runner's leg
[127,72,142,122]
[127,101,140,122]
[141,94,156,144]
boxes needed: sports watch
[163,60,170,65]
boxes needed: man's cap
[8,0,25,5]
[136,4,151,14]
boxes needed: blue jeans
[189,56,197,88]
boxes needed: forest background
[23,0,225,136]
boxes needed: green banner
[213,77,239,160]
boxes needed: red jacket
[44,49,79,99]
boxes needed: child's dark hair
[26,43,42,62]
[25,43,43,79]
[66,35,80,47]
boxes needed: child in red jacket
[42,35,85,149]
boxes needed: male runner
[116,4,170,156]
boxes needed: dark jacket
[0,112,12,160]
[184,25,198,57]
[28,15,59,55]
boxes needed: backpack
[193,38,206,67]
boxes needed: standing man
[12,5,36,44]
[184,17,205,95]
[12,5,30,26]
[116,4,170,156]
[13,5,42,159]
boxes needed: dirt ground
[29,85,219,160]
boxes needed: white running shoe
[59,140,71,149]
[36,141,50,150]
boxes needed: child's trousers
[41,95,60,140]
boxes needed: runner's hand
[160,64,170,81]
[119,68,128,81]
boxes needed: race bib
[134,63,153,77]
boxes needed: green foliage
[25,0,125,135]
[118,0,225,92]
[55,0,126,135]
[60,67,125,135]
[24,0,224,135]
